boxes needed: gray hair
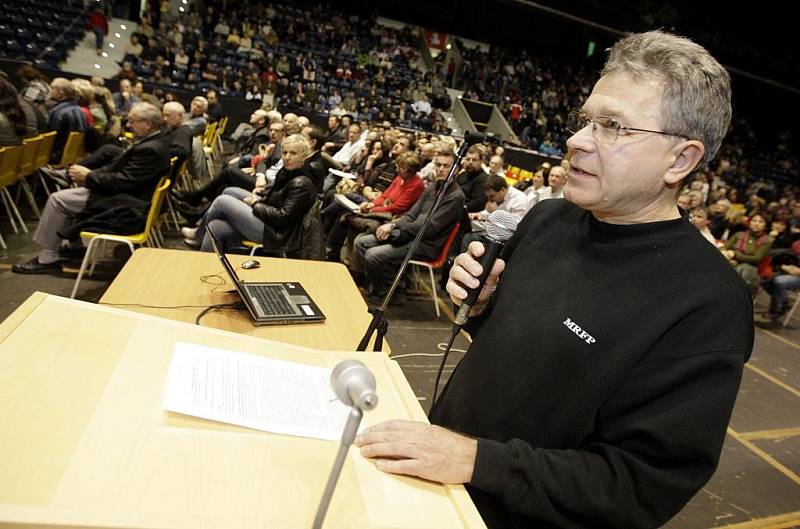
[191,96,208,111]
[163,101,186,122]
[266,109,282,124]
[602,30,731,169]
[130,102,163,129]
[51,77,76,100]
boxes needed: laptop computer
[206,227,326,326]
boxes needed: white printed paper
[163,342,350,441]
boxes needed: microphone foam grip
[460,210,519,309]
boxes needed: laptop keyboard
[250,285,296,316]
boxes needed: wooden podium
[0,293,485,529]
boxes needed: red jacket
[88,11,108,34]
[370,174,424,214]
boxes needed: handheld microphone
[454,210,519,326]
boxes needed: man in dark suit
[13,102,169,274]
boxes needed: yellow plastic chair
[51,131,85,169]
[203,121,222,163]
[16,135,44,218]
[0,145,28,238]
[215,116,228,154]
[242,239,263,256]
[32,131,56,171]
[70,176,172,299]
[203,121,217,149]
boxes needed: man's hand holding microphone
[446,240,506,320]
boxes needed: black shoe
[59,246,87,261]
[12,257,63,274]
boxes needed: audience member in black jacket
[188,134,316,255]
[172,114,280,210]
[302,125,342,193]
[457,145,489,213]
[355,31,752,529]
[13,102,169,274]
[161,101,194,166]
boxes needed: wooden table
[100,248,384,352]
[0,293,484,529]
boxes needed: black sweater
[430,199,753,529]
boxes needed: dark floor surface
[1,200,798,529]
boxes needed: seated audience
[354,150,464,303]
[325,152,425,261]
[181,134,317,256]
[12,103,169,274]
[112,79,141,115]
[47,78,89,163]
[0,78,29,146]
[721,212,772,288]
[758,245,800,323]
[690,207,717,245]
[461,175,528,251]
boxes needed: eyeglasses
[566,110,688,144]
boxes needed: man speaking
[355,31,753,529]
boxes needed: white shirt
[419,160,437,182]
[698,226,717,246]
[264,158,283,186]
[332,139,365,168]
[411,99,432,115]
[479,186,529,221]
[538,185,564,202]
[525,185,544,209]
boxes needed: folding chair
[408,223,460,318]
[70,176,171,299]
[242,239,262,256]
[41,131,84,196]
[0,145,28,240]
[15,135,44,218]
[783,291,800,327]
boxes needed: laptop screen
[205,226,250,301]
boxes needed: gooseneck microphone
[312,360,378,529]
[331,360,378,412]
[454,210,519,326]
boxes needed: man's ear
[665,140,705,186]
